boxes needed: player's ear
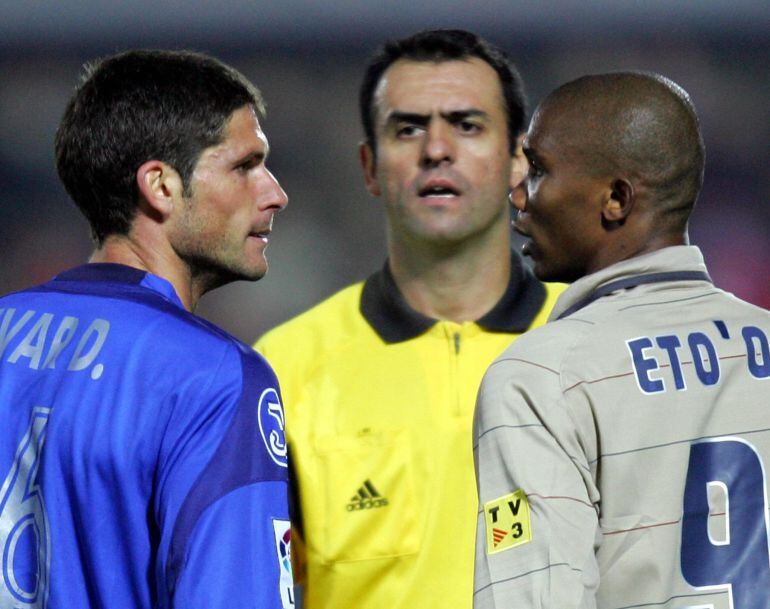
[509,133,528,190]
[359,140,381,197]
[603,177,634,224]
[136,160,184,221]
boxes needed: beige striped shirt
[473,246,770,609]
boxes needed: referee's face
[361,58,518,248]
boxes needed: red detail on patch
[492,528,508,546]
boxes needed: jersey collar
[550,246,713,321]
[53,263,186,309]
[360,251,547,344]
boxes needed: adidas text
[347,497,389,511]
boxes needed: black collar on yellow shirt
[360,251,547,343]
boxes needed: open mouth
[521,238,539,259]
[418,185,460,198]
[512,222,528,238]
[249,229,271,242]
[512,211,531,238]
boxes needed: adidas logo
[346,479,389,511]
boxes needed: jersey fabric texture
[0,264,292,609]
[256,252,562,609]
[473,246,770,609]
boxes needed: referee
[257,29,562,609]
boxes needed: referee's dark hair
[55,50,263,245]
[359,29,526,155]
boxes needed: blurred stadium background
[1,1,768,342]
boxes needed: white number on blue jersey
[0,407,51,608]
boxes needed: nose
[510,181,527,212]
[260,168,289,211]
[420,122,454,167]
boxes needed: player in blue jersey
[0,50,292,608]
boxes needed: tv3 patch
[484,489,532,554]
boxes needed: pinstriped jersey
[473,246,770,609]
[0,264,292,609]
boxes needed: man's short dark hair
[55,49,264,244]
[359,29,526,155]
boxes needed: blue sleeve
[155,343,292,609]
[173,485,294,608]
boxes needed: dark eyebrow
[233,147,267,167]
[443,109,489,122]
[386,111,430,126]
[385,108,489,127]
[522,145,538,163]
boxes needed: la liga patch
[484,489,532,554]
[272,519,295,608]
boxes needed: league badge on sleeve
[272,519,295,609]
[258,388,288,467]
[484,489,532,554]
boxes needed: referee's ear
[359,140,381,197]
[135,160,183,221]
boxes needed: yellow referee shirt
[255,254,562,609]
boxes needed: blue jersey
[0,264,293,609]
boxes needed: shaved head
[533,72,705,228]
[513,72,707,282]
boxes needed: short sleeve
[473,353,599,609]
[155,344,291,609]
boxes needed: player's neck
[90,233,198,312]
[388,230,511,324]
[591,227,689,276]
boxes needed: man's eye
[236,158,261,173]
[457,121,481,134]
[396,125,422,138]
[528,163,544,179]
